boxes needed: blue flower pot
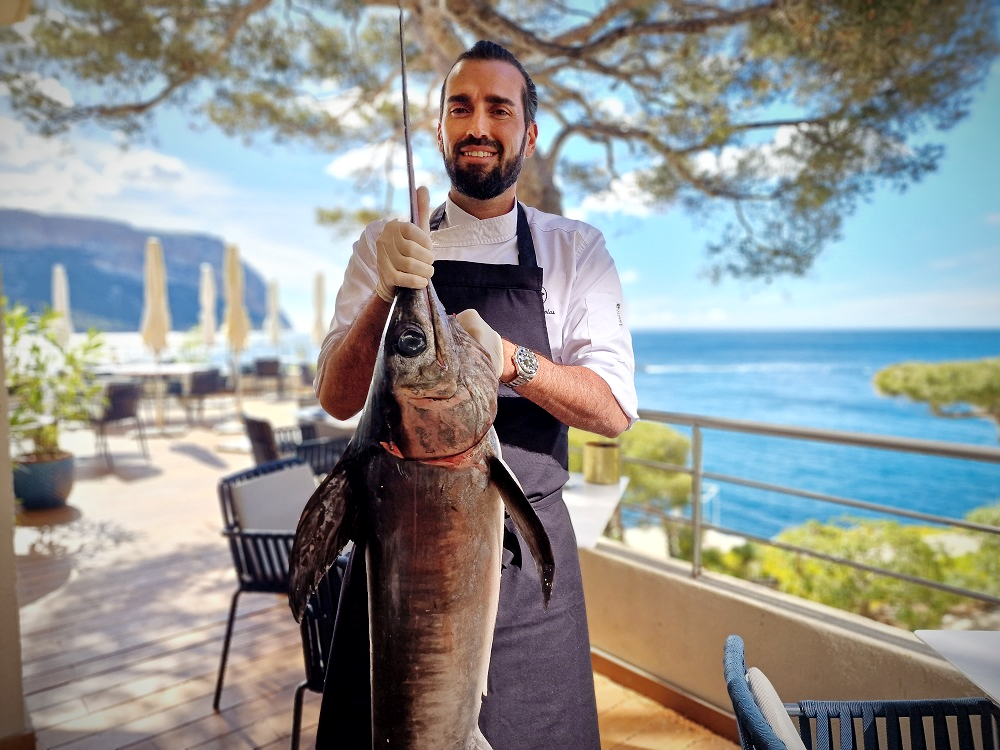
[13,453,75,510]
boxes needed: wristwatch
[507,346,539,388]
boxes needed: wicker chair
[292,554,349,750]
[180,368,225,425]
[213,458,318,711]
[90,380,148,468]
[242,413,350,477]
[724,635,1000,750]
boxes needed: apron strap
[429,203,538,269]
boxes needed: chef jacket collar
[431,196,518,248]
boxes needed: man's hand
[374,187,433,303]
[456,309,503,378]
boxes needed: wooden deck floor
[14,395,738,750]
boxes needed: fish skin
[288,281,555,750]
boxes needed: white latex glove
[374,187,433,303]
[456,309,504,379]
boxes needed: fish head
[377,283,498,461]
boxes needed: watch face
[516,347,539,376]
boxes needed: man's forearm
[500,340,630,438]
[317,294,392,419]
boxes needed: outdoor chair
[724,634,1000,750]
[242,413,350,477]
[214,457,318,711]
[180,367,225,424]
[253,357,283,397]
[90,380,149,468]
[292,553,349,750]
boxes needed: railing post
[691,424,703,578]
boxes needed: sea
[93,327,1000,540]
[630,329,1000,539]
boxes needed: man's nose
[465,107,489,138]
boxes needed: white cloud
[624,285,1000,330]
[0,117,348,333]
[568,172,654,220]
[986,212,1000,225]
[618,268,639,285]
[928,248,1000,272]
[36,77,74,107]
[0,116,229,213]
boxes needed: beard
[443,131,529,201]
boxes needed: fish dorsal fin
[288,456,362,621]
[488,454,555,607]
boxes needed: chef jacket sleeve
[560,226,639,428]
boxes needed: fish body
[289,282,554,750]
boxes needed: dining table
[92,362,218,430]
[915,629,1000,704]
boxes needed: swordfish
[288,281,555,749]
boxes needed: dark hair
[438,40,538,126]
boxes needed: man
[314,40,637,749]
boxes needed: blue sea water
[630,329,1000,539]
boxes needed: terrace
[7,395,743,750]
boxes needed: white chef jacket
[317,197,638,425]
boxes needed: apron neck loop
[429,202,537,269]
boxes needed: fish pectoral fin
[489,456,555,608]
[287,461,360,622]
[467,726,495,750]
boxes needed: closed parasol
[51,263,73,348]
[140,237,173,429]
[263,279,281,349]
[140,237,171,357]
[199,262,216,349]
[223,243,251,411]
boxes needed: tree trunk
[517,149,563,215]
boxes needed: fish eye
[396,326,427,357]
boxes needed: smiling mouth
[460,150,496,159]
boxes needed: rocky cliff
[0,208,278,332]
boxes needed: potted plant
[4,299,104,509]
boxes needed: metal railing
[621,409,1000,608]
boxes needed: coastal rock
[0,208,282,333]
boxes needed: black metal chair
[213,457,319,711]
[242,413,349,477]
[292,554,349,750]
[180,367,224,424]
[90,380,148,468]
[724,635,1000,750]
[254,357,283,397]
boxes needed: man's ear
[437,122,444,153]
[524,121,538,159]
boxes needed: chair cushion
[230,463,317,531]
[746,667,807,750]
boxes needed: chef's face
[438,59,538,201]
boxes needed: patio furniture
[724,634,1000,750]
[253,357,283,397]
[213,457,318,711]
[90,380,149,468]
[242,413,350,477]
[293,553,349,750]
[180,367,226,425]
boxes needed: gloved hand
[375,186,433,303]
[456,309,503,379]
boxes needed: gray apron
[315,204,600,749]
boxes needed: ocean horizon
[64,325,1000,539]
[630,328,1000,538]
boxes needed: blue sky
[1,55,997,334]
